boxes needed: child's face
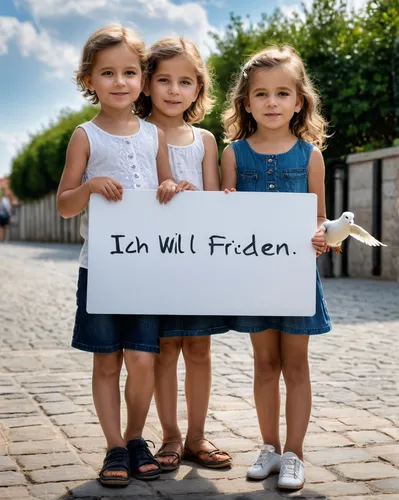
[148,55,201,118]
[84,43,144,109]
[244,65,302,131]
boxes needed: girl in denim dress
[221,46,332,490]
[136,37,231,471]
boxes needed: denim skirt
[228,269,332,335]
[72,268,160,353]
[160,315,229,338]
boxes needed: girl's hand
[157,179,178,204]
[312,228,327,257]
[224,188,236,194]
[176,180,196,192]
[87,177,123,201]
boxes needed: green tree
[204,0,399,157]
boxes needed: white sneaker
[246,444,281,480]
[277,452,305,490]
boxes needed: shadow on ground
[58,466,333,499]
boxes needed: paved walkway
[0,242,398,500]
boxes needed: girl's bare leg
[183,336,210,443]
[281,333,311,461]
[250,329,282,453]
[124,350,158,473]
[92,351,126,478]
[154,337,183,465]
[183,336,229,463]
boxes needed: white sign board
[87,191,317,316]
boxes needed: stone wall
[346,147,399,281]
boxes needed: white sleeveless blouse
[78,117,159,268]
[168,126,205,191]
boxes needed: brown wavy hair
[136,36,214,124]
[223,45,328,150]
[75,24,146,105]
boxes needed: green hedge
[10,107,96,201]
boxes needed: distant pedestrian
[0,190,11,242]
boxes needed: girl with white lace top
[136,37,231,471]
[56,24,178,487]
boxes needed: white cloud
[0,131,28,155]
[0,130,29,177]
[0,17,16,54]
[280,4,304,20]
[280,0,368,20]
[16,0,217,55]
[0,17,79,77]
[19,0,210,25]
[196,0,225,6]
[348,0,369,10]
[279,0,311,20]
[129,1,216,54]
[16,0,113,18]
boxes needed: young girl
[56,24,177,487]
[221,46,331,490]
[136,37,232,471]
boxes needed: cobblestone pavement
[0,242,398,500]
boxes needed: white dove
[322,211,387,254]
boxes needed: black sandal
[127,438,161,481]
[99,446,130,487]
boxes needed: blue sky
[0,0,364,177]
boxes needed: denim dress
[229,139,332,335]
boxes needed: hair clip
[242,70,248,79]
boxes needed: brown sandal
[183,439,232,469]
[155,441,182,472]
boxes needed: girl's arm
[155,128,178,203]
[56,129,91,219]
[308,147,327,256]
[57,129,124,219]
[57,129,123,219]
[201,129,220,191]
[156,128,174,184]
[308,147,327,228]
[221,145,237,191]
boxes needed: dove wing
[349,224,387,247]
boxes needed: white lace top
[78,117,159,268]
[168,126,205,191]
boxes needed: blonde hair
[223,45,328,150]
[76,24,146,105]
[136,36,214,124]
